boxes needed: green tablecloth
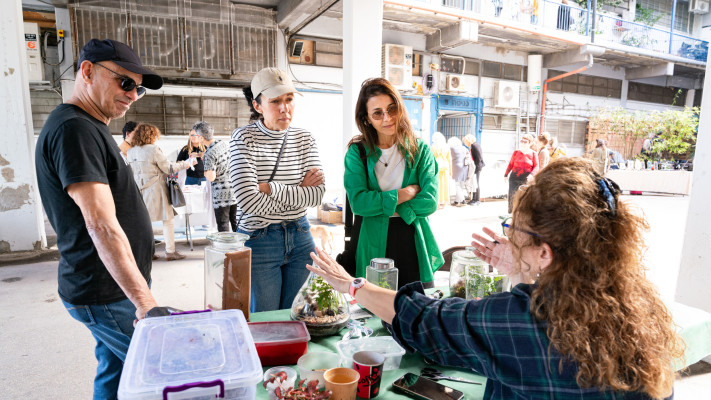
[250,309,487,400]
[248,297,711,399]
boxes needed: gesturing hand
[306,247,353,294]
[471,227,516,276]
[300,167,325,187]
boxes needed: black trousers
[508,173,530,213]
[472,169,482,202]
[384,217,434,289]
[215,204,237,232]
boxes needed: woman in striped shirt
[229,67,325,312]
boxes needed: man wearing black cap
[35,39,164,399]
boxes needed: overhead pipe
[284,0,340,39]
[539,54,593,133]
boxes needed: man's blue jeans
[62,297,136,400]
[240,216,314,312]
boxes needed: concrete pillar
[342,0,383,151]
[675,61,711,312]
[0,0,46,252]
[54,7,76,101]
[620,80,629,108]
[685,89,695,108]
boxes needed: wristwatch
[349,278,366,298]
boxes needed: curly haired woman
[127,123,195,261]
[306,157,683,399]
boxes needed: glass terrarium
[464,265,511,300]
[290,272,350,336]
[449,247,488,299]
[204,232,252,320]
[366,258,398,290]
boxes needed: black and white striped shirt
[229,120,325,231]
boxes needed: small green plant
[310,276,339,314]
[466,273,506,299]
[376,275,392,290]
[635,3,662,27]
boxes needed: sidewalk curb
[0,248,60,267]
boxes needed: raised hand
[471,227,515,276]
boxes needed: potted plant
[291,273,350,336]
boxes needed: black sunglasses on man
[93,62,147,97]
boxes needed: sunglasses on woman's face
[370,104,398,121]
[93,62,146,97]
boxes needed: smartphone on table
[392,373,465,400]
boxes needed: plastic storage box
[336,336,406,371]
[118,309,262,400]
[248,321,310,366]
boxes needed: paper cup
[323,367,359,400]
[352,351,385,399]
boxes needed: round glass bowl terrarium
[290,272,350,336]
[449,247,488,299]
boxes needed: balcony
[409,0,708,63]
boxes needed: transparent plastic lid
[118,310,262,400]
[248,321,311,346]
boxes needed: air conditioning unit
[494,81,520,108]
[426,21,478,52]
[691,0,709,14]
[446,74,465,91]
[382,44,413,90]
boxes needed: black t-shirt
[35,104,154,305]
[177,145,205,179]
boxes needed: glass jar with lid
[449,247,487,298]
[366,258,398,290]
[204,232,252,319]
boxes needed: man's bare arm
[67,182,158,319]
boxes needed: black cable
[43,32,65,67]
[281,30,343,91]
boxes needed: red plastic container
[248,321,311,366]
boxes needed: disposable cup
[323,367,359,400]
[353,351,385,399]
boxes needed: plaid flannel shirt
[391,282,670,400]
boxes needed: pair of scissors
[420,367,482,385]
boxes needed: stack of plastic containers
[118,309,262,400]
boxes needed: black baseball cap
[77,39,163,90]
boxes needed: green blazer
[344,138,444,281]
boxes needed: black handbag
[167,165,186,208]
[335,142,367,277]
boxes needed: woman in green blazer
[345,78,443,288]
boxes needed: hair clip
[596,178,620,218]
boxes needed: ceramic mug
[353,351,385,398]
[323,367,359,400]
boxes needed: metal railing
[410,0,708,62]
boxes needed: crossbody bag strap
[345,142,369,228]
[268,133,289,183]
[236,133,289,231]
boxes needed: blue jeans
[62,297,136,400]
[239,216,314,312]
[185,176,206,186]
